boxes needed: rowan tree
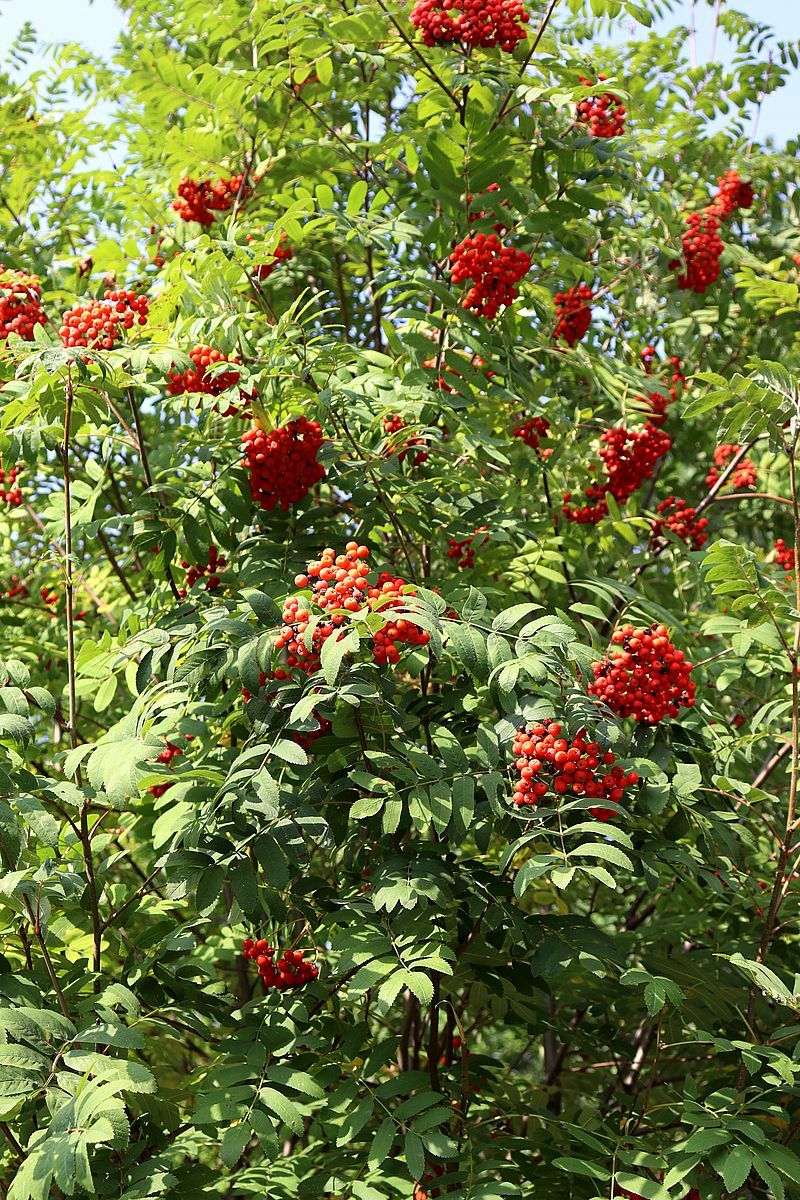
[0,2,799,1198]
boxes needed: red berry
[172,174,251,225]
[58,289,149,351]
[0,266,47,341]
[450,234,531,320]
[563,423,671,525]
[242,417,325,510]
[410,0,529,52]
[383,414,429,466]
[448,526,489,570]
[167,344,241,400]
[652,496,709,551]
[554,284,593,347]
[242,937,319,990]
[576,75,626,138]
[510,717,637,817]
[589,624,696,725]
[775,537,795,574]
[706,443,757,491]
[276,544,429,675]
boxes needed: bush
[0,1,799,1197]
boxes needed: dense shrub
[0,1,799,1197]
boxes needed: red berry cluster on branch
[774,538,795,573]
[242,939,319,990]
[0,461,22,507]
[277,543,430,674]
[383,414,429,466]
[513,415,551,457]
[167,345,240,397]
[600,423,671,503]
[640,349,685,425]
[410,0,529,51]
[242,416,325,510]
[448,526,488,569]
[242,670,271,705]
[294,715,333,751]
[450,234,531,319]
[563,423,671,524]
[172,174,250,226]
[652,496,709,550]
[1,576,28,600]
[554,284,593,347]
[706,443,757,491]
[672,170,753,293]
[673,208,724,293]
[41,585,59,614]
[714,169,754,220]
[253,233,293,280]
[179,546,227,596]
[589,624,696,724]
[576,75,626,138]
[0,266,47,340]
[59,290,149,350]
[511,718,638,819]
[148,738,189,798]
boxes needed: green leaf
[258,1087,304,1134]
[722,1145,753,1192]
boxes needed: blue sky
[0,0,797,142]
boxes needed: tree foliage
[0,0,799,1197]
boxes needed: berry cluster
[1,577,28,600]
[640,349,685,425]
[383,414,429,466]
[242,416,325,510]
[167,345,240,397]
[706,443,757,491]
[600,423,671,503]
[448,526,488,569]
[172,174,249,226]
[290,72,320,94]
[277,543,430,673]
[0,461,22,507]
[450,234,531,319]
[294,715,333,752]
[563,423,671,524]
[242,939,318,990]
[674,207,724,293]
[41,585,59,614]
[410,0,529,51]
[253,233,293,280]
[59,290,149,350]
[179,546,226,596]
[774,538,795,573]
[652,496,709,550]
[576,75,626,138]
[148,738,187,798]
[589,624,696,724]
[714,169,754,220]
[673,171,753,293]
[38,587,92,622]
[511,719,638,819]
[0,266,47,341]
[554,284,593,347]
[242,669,270,706]
[513,415,552,457]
